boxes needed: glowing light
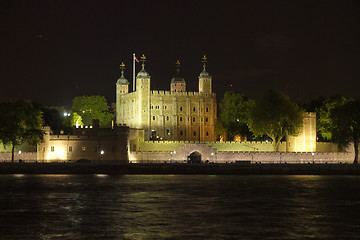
[18,150,21,155]
[95,174,108,178]
[100,150,104,155]
[13,174,24,178]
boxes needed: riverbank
[1,162,360,175]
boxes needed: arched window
[166,116,170,121]
[166,129,170,135]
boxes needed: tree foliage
[218,91,254,140]
[71,95,114,127]
[248,90,303,151]
[316,96,350,140]
[0,99,43,162]
[330,99,360,163]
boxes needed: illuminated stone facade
[116,56,216,142]
[287,112,317,152]
[37,126,129,162]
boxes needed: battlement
[150,90,199,96]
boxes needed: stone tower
[198,55,212,94]
[136,54,151,140]
[116,62,129,125]
[170,60,186,92]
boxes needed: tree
[248,89,303,151]
[71,95,114,127]
[218,91,254,140]
[316,96,349,140]
[330,99,360,164]
[32,103,72,134]
[0,99,43,162]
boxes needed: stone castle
[5,55,353,164]
[115,55,216,142]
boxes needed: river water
[1,174,360,239]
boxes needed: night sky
[1,1,359,109]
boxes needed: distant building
[37,125,130,162]
[115,55,217,141]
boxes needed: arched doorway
[187,151,202,163]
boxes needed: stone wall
[0,152,37,162]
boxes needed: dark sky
[1,0,359,109]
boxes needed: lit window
[82,146,86,152]
[51,146,54,152]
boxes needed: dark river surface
[1,175,360,240]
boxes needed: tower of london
[115,55,217,142]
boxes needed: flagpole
[133,53,135,92]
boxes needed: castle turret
[116,62,129,95]
[198,55,212,94]
[170,60,186,92]
[136,54,151,140]
[116,62,129,125]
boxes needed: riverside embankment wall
[1,163,360,175]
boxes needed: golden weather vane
[202,55,207,70]
[120,62,125,70]
[140,54,146,64]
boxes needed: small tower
[170,60,186,92]
[136,54,151,140]
[198,55,212,94]
[116,62,129,125]
[116,62,129,95]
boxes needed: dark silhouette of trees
[330,99,360,164]
[248,90,303,151]
[218,91,254,140]
[0,99,43,162]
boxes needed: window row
[150,105,168,110]
[49,146,116,153]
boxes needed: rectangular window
[193,107,196,111]
[180,131,183,136]
[51,146,54,152]
[206,132,209,136]
[206,118,208,122]
[69,146,72,152]
[153,116,156,121]
[193,117,196,122]
[206,107,209,112]
[194,131,196,136]
[180,117,183,122]
[81,146,86,152]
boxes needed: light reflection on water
[0,175,360,239]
